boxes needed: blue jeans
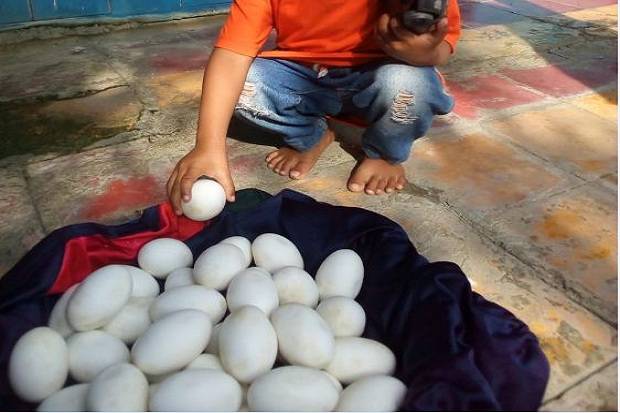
[234,58,454,163]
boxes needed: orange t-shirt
[214,0,461,67]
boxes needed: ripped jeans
[234,58,454,163]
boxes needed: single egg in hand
[182,179,226,221]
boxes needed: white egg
[186,353,223,370]
[181,179,227,221]
[149,285,227,323]
[219,306,278,383]
[48,284,78,338]
[247,366,339,412]
[86,363,148,411]
[270,304,334,368]
[164,267,194,291]
[102,297,153,344]
[325,337,396,384]
[205,322,223,355]
[251,233,304,273]
[322,371,343,392]
[132,309,212,375]
[150,369,242,411]
[137,238,193,279]
[226,268,279,315]
[272,266,319,307]
[121,265,160,298]
[317,296,366,337]
[67,331,130,382]
[145,371,178,384]
[193,243,248,290]
[148,383,159,407]
[66,265,132,331]
[220,236,253,267]
[9,327,68,403]
[37,383,89,412]
[336,375,407,411]
[315,249,364,299]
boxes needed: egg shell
[205,322,222,355]
[325,337,396,384]
[86,363,148,411]
[219,306,278,383]
[193,243,248,290]
[336,375,407,411]
[145,371,178,384]
[163,267,194,291]
[48,284,78,338]
[67,331,130,382]
[317,296,366,337]
[272,266,319,307]
[121,266,160,298]
[247,366,339,412]
[226,268,279,316]
[150,369,242,411]
[251,233,304,273]
[132,309,212,375]
[270,303,335,368]
[137,238,193,279]
[37,383,89,412]
[186,353,223,370]
[315,249,364,299]
[181,179,227,221]
[9,327,69,403]
[149,285,227,323]
[322,371,343,392]
[102,297,153,344]
[220,236,252,267]
[66,265,133,331]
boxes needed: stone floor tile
[1,86,143,160]
[402,131,568,214]
[146,70,204,108]
[281,161,617,402]
[488,104,617,180]
[541,361,618,411]
[0,37,124,102]
[479,184,617,324]
[501,64,617,97]
[568,88,618,121]
[447,75,546,118]
[459,1,527,28]
[487,0,580,16]
[0,166,45,277]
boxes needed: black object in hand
[401,0,447,34]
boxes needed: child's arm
[376,15,452,67]
[167,48,253,215]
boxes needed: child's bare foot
[347,158,407,195]
[265,129,335,179]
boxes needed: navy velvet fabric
[0,189,549,411]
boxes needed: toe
[290,161,311,179]
[396,176,407,190]
[375,178,388,195]
[385,177,397,193]
[280,157,297,176]
[275,159,288,175]
[365,176,380,195]
[267,155,282,169]
[266,150,280,163]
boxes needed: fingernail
[183,195,190,201]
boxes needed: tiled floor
[0,0,617,410]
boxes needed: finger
[217,173,236,202]
[170,175,184,215]
[180,175,197,203]
[376,13,392,43]
[388,16,413,41]
[430,18,449,46]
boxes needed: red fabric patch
[48,203,207,295]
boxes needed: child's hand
[166,147,236,216]
[376,14,450,66]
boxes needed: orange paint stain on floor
[80,176,163,220]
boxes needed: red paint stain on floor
[80,176,163,220]
[150,50,210,73]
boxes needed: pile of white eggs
[9,233,407,412]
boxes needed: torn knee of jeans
[390,90,417,124]
[236,81,271,117]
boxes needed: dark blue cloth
[0,189,549,411]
